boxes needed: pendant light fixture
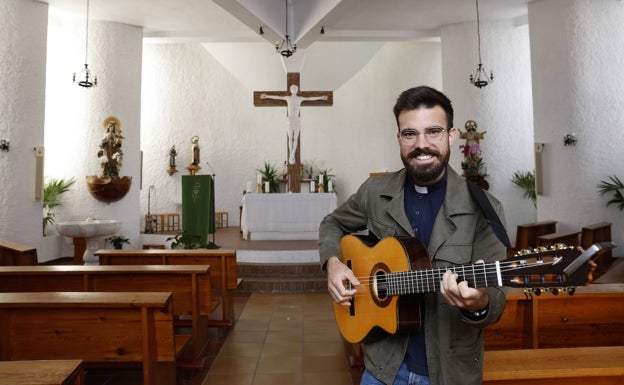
[73,0,97,88]
[275,0,297,57]
[469,0,493,88]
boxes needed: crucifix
[254,73,333,193]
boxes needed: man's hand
[439,260,489,313]
[326,256,360,306]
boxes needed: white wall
[529,0,624,249]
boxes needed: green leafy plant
[105,234,130,249]
[43,177,76,236]
[597,175,624,211]
[302,160,318,180]
[166,231,220,249]
[257,162,280,193]
[511,170,536,208]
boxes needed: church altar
[241,193,338,240]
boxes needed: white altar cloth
[241,193,338,240]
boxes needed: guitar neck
[384,261,502,296]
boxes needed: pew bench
[537,230,580,247]
[0,359,84,385]
[0,292,180,385]
[0,239,37,265]
[95,248,238,327]
[484,283,624,350]
[483,345,624,384]
[0,265,212,361]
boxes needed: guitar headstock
[501,242,615,295]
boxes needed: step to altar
[237,262,327,293]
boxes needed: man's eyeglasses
[399,127,448,144]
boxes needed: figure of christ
[261,84,328,165]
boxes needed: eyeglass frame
[398,126,450,144]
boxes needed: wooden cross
[254,73,333,193]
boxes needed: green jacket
[319,167,508,385]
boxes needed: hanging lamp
[73,0,97,88]
[469,0,493,88]
[275,0,297,57]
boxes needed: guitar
[333,234,616,344]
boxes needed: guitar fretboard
[381,261,502,296]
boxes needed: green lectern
[182,175,215,243]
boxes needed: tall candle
[310,181,315,192]
[264,181,270,193]
[257,174,262,184]
[319,174,324,185]
[328,180,333,192]
[246,181,252,193]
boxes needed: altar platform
[140,226,321,264]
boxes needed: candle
[328,180,333,192]
[319,174,324,185]
[310,181,315,192]
[257,174,262,184]
[264,181,270,193]
[246,181,252,193]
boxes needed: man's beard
[401,147,450,186]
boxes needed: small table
[241,193,337,240]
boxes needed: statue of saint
[191,136,200,166]
[169,145,177,168]
[261,84,328,165]
[459,120,485,164]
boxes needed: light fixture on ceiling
[275,0,296,57]
[320,26,325,35]
[259,26,264,35]
[73,0,97,88]
[469,0,493,88]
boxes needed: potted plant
[257,162,280,193]
[86,116,132,203]
[597,175,624,211]
[105,234,130,249]
[511,170,536,208]
[166,231,220,249]
[315,168,336,191]
[43,177,76,236]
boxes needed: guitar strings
[348,258,564,294]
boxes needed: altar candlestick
[264,181,270,193]
[328,180,333,192]
[310,181,315,193]
[319,174,324,185]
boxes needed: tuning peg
[533,288,542,296]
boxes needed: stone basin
[55,219,121,265]
[55,219,121,238]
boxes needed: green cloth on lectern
[182,175,215,243]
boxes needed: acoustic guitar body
[333,235,431,344]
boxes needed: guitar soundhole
[371,263,392,308]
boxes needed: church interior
[0,0,623,384]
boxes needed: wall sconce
[0,139,9,152]
[563,133,577,146]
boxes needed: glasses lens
[400,128,446,144]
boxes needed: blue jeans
[361,361,429,385]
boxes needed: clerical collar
[412,172,447,195]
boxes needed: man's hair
[393,86,454,130]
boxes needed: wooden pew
[581,222,614,277]
[0,265,211,360]
[95,248,238,327]
[0,360,84,385]
[0,292,178,385]
[514,220,557,250]
[484,283,624,350]
[0,240,37,265]
[537,230,580,247]
[483,346,624,384]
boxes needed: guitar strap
[466,181,512,249]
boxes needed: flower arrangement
[460,142,485,176]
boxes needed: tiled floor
[202,292,354,385]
